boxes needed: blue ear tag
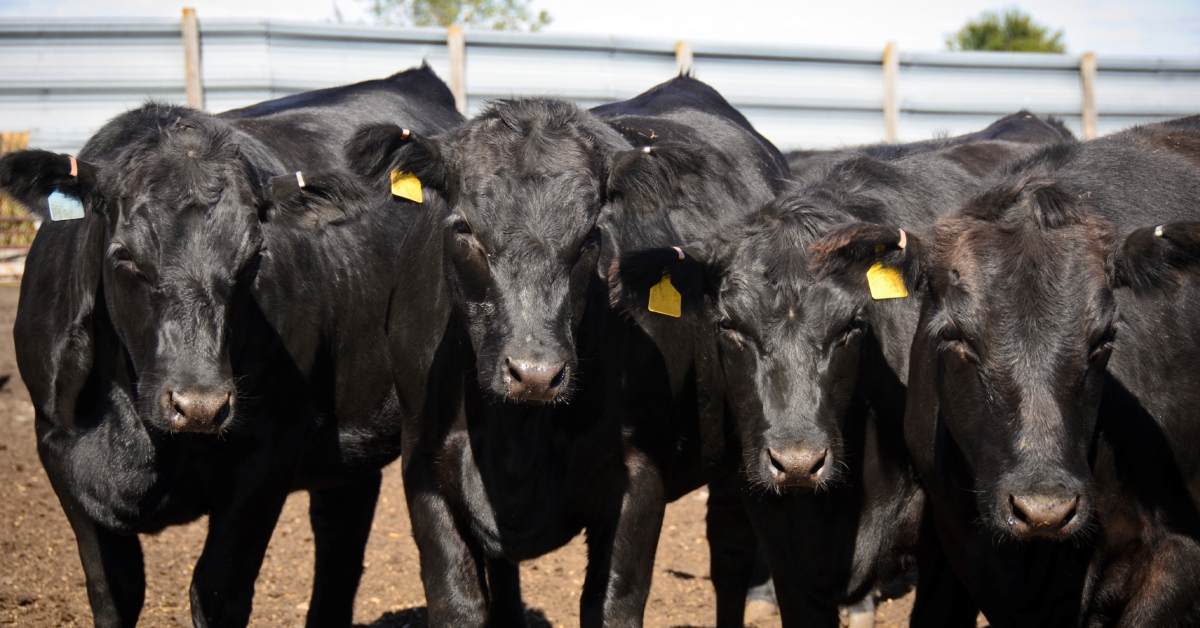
[48,190,85,221]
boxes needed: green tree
[366,0,551,31]
[946,8,1065,53]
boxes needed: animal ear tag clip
[866,229,908,300]
[648,247,685,317]
[389,128,423,203]
[48,156,85,221]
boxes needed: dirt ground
[0,283,920,627]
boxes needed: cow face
[916,177,1116,540]
[706,204,863,493]
[346,104,646,404]
[612,199,919,494]
[0,112,362,434]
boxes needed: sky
[0,0,1197,56]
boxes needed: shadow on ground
[357,607,554,628]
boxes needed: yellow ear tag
[648,269,682,317]
[390,170,423,203]
[866,262,908,300]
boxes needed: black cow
[612,111,1074,626]
[0,66,462,627]
[899,115,1200,626]
[344,75,790,626]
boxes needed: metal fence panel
[0,17,1196,155]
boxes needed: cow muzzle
[504,356,568,403]
[762,445,830,489]
[165,387,233,434]
[1005,491,1082,539]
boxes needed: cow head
[0,106,361,434]
[347,101,709,404]
[909,173,1117,540]
[615,186,926,493]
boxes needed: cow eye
[1090,328,1116,359]
[718,317,737,331]
[111,245,136,267]
[939,324,963,342]
[453,220,473,236]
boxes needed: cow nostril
[506,358,523,383]
[808,449,828,477]
[767,449,786,475]
[549,367,566,389]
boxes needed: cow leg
[189,476,291,627]
[406,481,489,627]
[580,455,666,628]
[305,471,383,628]
[485,557,527,628]
[908,521,977,628]
[59,500,145,628]
[707,473,762,628]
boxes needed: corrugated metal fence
[1,14,1198,155]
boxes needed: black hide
[614,111,1074,627]
[345,75,790,627]
[903,115,1200,627]
[0,65,463,628]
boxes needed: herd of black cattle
[1,63,1198,628]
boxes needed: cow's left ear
[266,171,374,229]
[605,142,708,213]
[608,245,714,316]
[1111,222,1200,291]
[807,222,924,299]
[0,150,101,221]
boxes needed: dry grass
[0,131,38,250]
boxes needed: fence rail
[0,13,1198,153]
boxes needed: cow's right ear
[0,150,100,221]
[344,124,446,193]
[266,170,374,229]
[807,222,924,299]
[608,245,713,316]
[1111,222,1200,292]
[605,142,708,213]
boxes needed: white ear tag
[48,190,85,221]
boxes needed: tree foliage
[366,0,551,31]
[946,8,1065,53]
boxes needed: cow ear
[267,170,374,229]
[0,150,100,221]
[344,124,445,194]
[608,245,713,315]
[807,222,923,298]
[1111,222,1200,292]
[605,142,708,212]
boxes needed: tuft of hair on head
[965,172,1089,231]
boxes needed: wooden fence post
[182,7,205,110]
[1080,52,1098,140]
[883,41,899,143]
[675,41,694,75]
[448,25,467,116]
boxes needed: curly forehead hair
[449,99,625,174]
[100,104,250,211]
